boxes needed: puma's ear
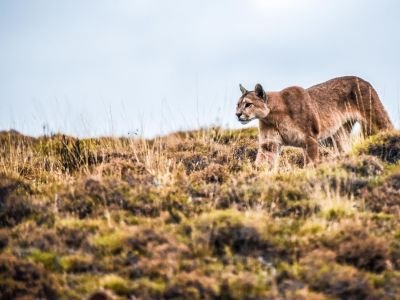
[239,84,248,95]
[255,83,266,100]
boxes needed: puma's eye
[245,102,253,108]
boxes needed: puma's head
[236,83,270,124]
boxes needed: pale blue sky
[0,0,399,137]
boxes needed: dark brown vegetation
[0,128,400,299]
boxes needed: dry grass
[0,127,400,299]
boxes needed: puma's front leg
[256,142,281,170]
[304,136,319,166]
[257,122,282,169]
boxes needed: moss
[265,180,317,217]
[283,288,328,300]
[91,231,128,255]
[100,274,132,296]
[187,210,268,257]
[126,188,162,217]
[55,217,101,250]
[377,271,400,298]
[322,207,349,221]
[57,217,101,231]
[131,277,167,298]
[59,254,93,273]
[161,187,193,221]
[27,249,61,272]
[219,271,274,299]
[64,274,100,297]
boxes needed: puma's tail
[353,79,393,136]
[365,87,393,136]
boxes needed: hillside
[0,127,400,300]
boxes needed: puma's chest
[276,124,306,147]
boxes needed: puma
[236,76,393,167]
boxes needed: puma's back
[306,76,393,137]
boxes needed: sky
[0,0,399,137]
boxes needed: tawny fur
[236,76,393,168]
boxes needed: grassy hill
[0,127,400,300]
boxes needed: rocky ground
[0,127,400,300]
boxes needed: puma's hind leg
[331,121,354,153]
